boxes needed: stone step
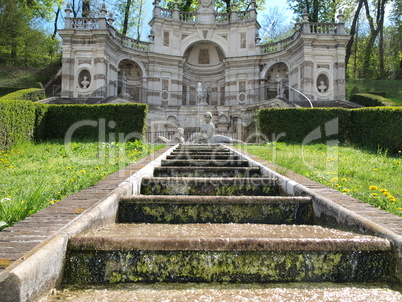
[153,166,261,177]
[166,154,240,160]
[161,159,250,167]
[43,283,402,302]
[63,223,394,284]
[117,195,313,224]
[140,177,279,196]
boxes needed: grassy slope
[346,78,402,106]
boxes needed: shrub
[351,107,402,154]
[0,88,46,102]
[258,108,351,144]
[350,93,396,107]
[0,101,47,150]
[40,104,148,142]
[258,107,402,154]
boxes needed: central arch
[181,42,226,105]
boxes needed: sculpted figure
[192,112,215,143]
[154,127,185,145]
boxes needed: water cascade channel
[47,144,402,301]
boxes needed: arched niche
[265,62,289,100]
[118,59,143,100]
[181,42,226,106]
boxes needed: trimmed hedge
[351,107,402,153]
[0,87,21,98]
[350,93,396,107]
[40,104,148,141]
[0,88,46,102]
[259,107,402,154]
[258,108,351,144]
[0,101,47,150]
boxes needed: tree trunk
[345,0,364,73]
[53,8,60,39]
[122,0,132,36]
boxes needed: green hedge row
[258,108,351,144]
[0,101,148,150]
[258,107,402,153]
[0,88,46,102]
[0,101,47,150]
[351,107,402,153]
[350,93,396,107]
[40,104,148,141]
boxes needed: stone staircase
[60,144,398,299]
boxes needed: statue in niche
[276,74,284,98]
[196,82,208,104]
[80,76,90,89]
[154,127,185,145]
[318,80,327,93]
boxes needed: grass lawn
[0,140,163,230]
[242,143,402,217]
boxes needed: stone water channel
[41,144,402,301]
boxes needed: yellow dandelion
[343,189,350,193]
[80,170,86,173]
[370,193,378,198]
[383,192,391,197]
[94,167,100,170]
[67,167,72,169]
[341,178,347,182]
[388,196,396,202]
[373,168,378,171]
[330,177,339,183]
[369,185,378,190]
[396,161,400,164]
[379,188,387,192]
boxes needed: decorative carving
[163,31,170,47]
[198,49,210,64]
[203,30,208,39]
[78,59,92,65]
[240,33,246,49]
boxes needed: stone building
[58,0,350,141]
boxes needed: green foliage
[346,78,402,101]
[40,104,148,141]
[0,141,164,230]
[258,107,402,154]
[258,108,351,144]
[0,100,47,150]
[351,107,402,154]
[0,88,46,102]
[0,87,21,97]
[350,93,396,107]
[243,143,402,217]
[0,0,61,67]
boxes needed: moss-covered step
[140,177,280,196]
[166,154,240,160]
[117,195,313,224]
[63,224,394,284]
[153,166,261,177]
[161,159,250,167]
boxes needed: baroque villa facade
[58,0,350,139]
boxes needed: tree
[360,0,388,78]
[286,0,340,22]
[259,6,294,43]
